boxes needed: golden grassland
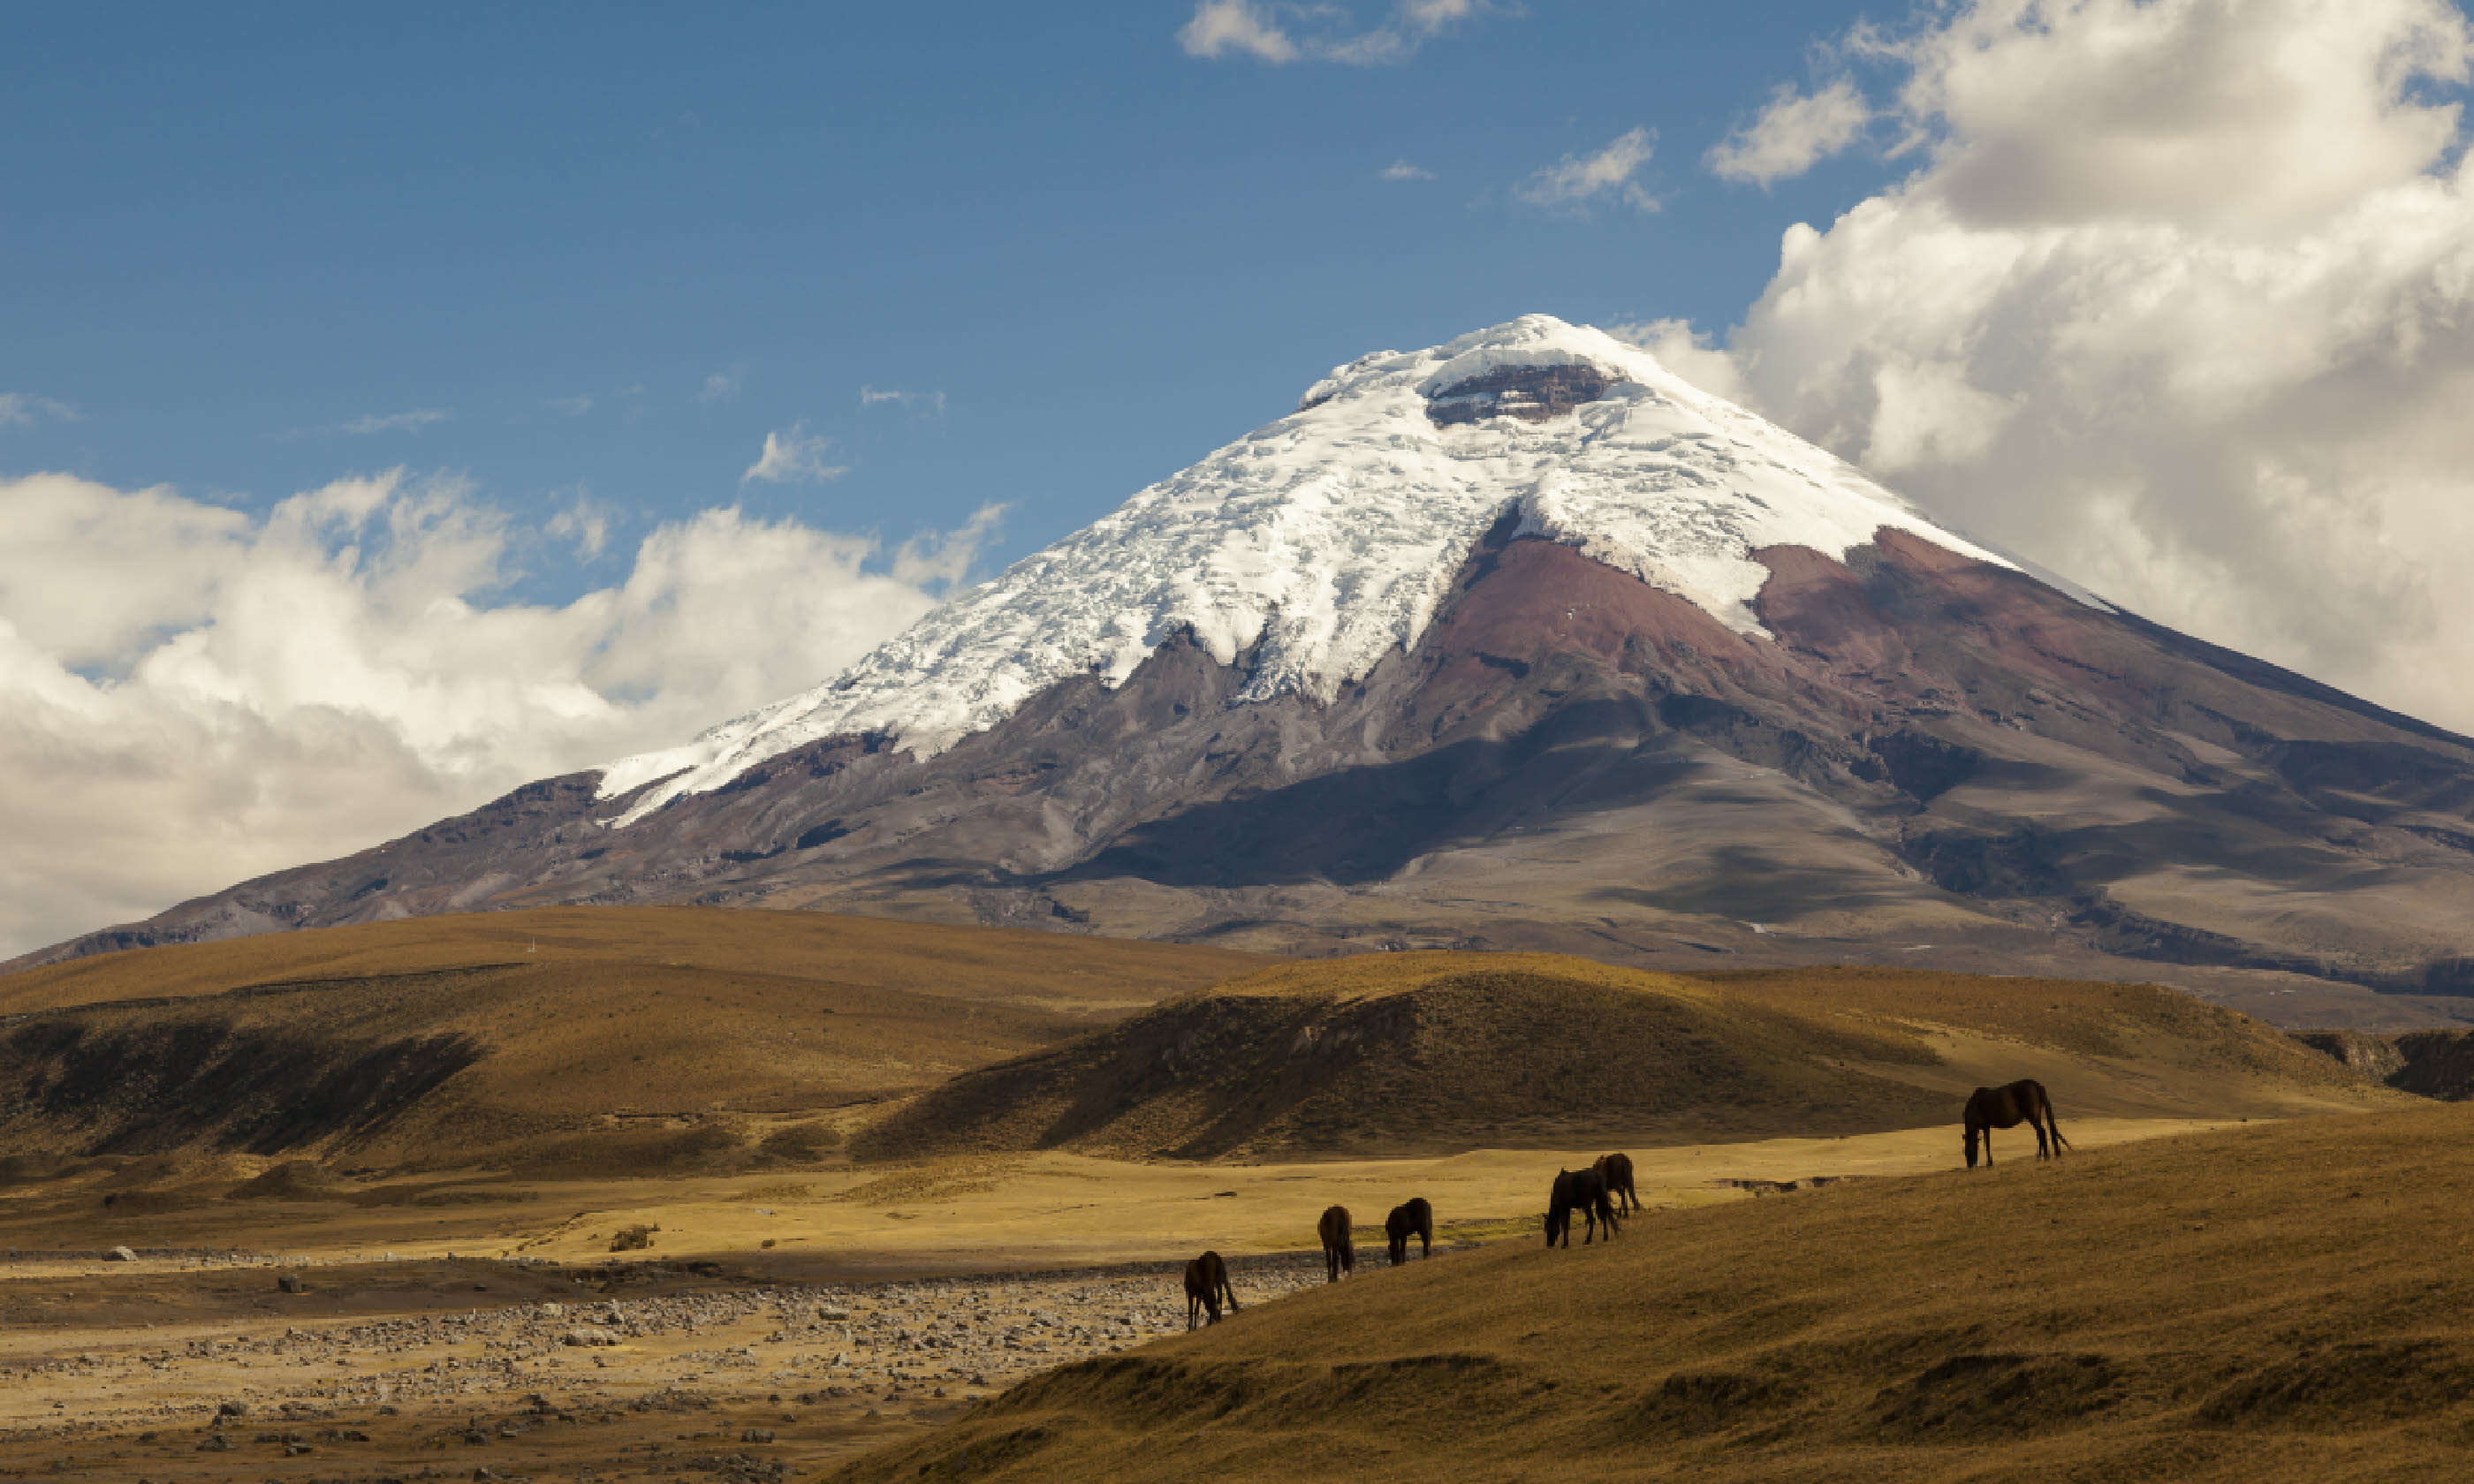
[0,912,2440,1482]
[834,1102,2474,1484]
[0,1117,2236,1272]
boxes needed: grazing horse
[1593,1152,1639,1215]
[1384,1198,1433,1266]
[1544,1168,1620,1248]
[1183,1250,1240,1329]
[1318,1205,1355,1282]
[1963,1079,2073,1168]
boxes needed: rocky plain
[0,1248,1339,1481]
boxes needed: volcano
[25,317,2474,1019]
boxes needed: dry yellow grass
[0,905,1270,1174]
[833,1102,2474,1483]
[859,954,2384,1162]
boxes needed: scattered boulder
[103,1246,138,1262]
[609,1224,658,1253]
[277,1272,307,1294]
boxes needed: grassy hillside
[854,954,2378,1162]
[834,1102,2474,1483]
[0,906,1270,1175]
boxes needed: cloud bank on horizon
[1645,0,2474,736]
[0,472,998,954]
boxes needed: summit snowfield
[24,313,2474,1034]
[599,316,2015,821]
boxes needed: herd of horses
[1182,1079,2068,1328]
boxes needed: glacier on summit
[597,315,2015,822]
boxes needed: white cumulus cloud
[1380,160,1436,181]
[1663,0,2474,734]
[0,470,1001,955]
[1515,127,1659,215]
[1707,79,1873,186]
[741,421,848,486]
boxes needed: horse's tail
[2044,1088,2073,1153]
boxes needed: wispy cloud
[0,393,80,429]
[859,385,947,414]
[1178,0,1495,65]
[1706,79,1872,186]
[741,421,848,486]
[1380,160,1436,181]
[548,394,595,416]
[697,370,743,404]
[1514,127,1659,215]
[341,408,452,435]
[545,489,613,560]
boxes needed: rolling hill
[0,906,1269,1177]
[832,1102,2474,1483]
[854,952,2382,1162]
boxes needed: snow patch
[597,314,2021,822]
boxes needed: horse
[1384,1198,1433,1266]
[1318,1205,1355,1282]
[1963,1079,2072,1168]
[1544,1168,1620,1248]
[1593,1152,1638,1215]
[1183,1250,1239,1329]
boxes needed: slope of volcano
[854,952,2382,1162]
[27,316,2474,1027]
[835,1102,2474,1484]
[0,905,1269,1177]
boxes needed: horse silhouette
[1318,1205,1355,1282]
[1385,1198,1433,1265]
[1183,1250,1239,1329]
[1964,1079,2072,1168]
[1593,1152,1638,1215]
[1544,1168,1620,1248]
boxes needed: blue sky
[2,1,1889,598]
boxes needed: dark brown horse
[1183,1250,1239,1329]
[1318,1205,1355,1282]
[1963,1079,2072,1168]
[1384,1198,1433,1265]
[1593,1152,1638,1215]
[1544,1168,1620,1248]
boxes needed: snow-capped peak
[597,314,2012,822]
